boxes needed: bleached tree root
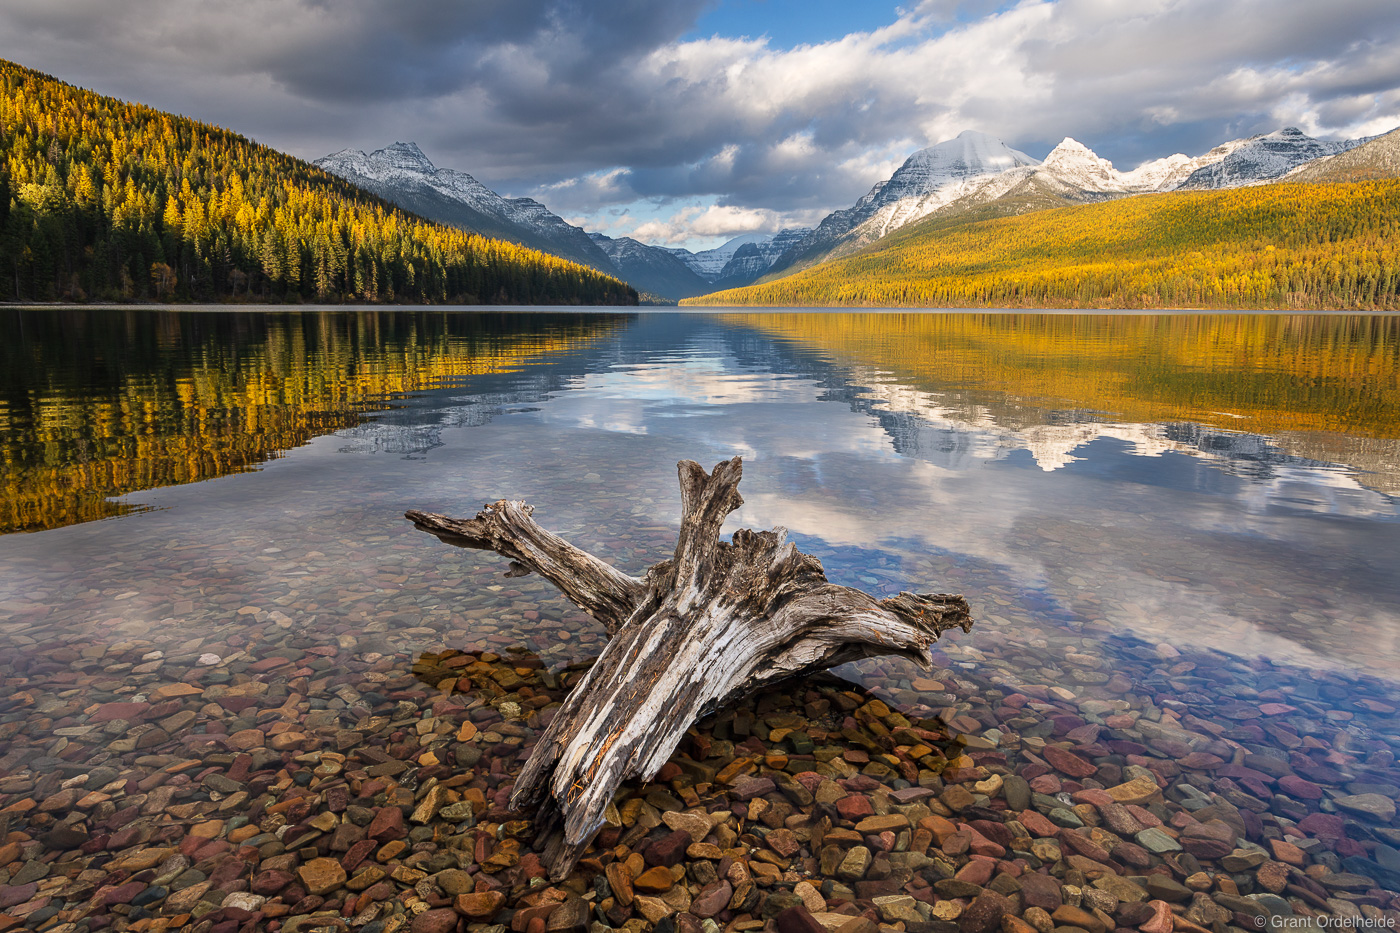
[406,457,973,879]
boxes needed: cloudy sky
[2,0,1399,249]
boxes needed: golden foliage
[0,59,636,305]
[725,312,1400,440]
[0,310,625,533]
[686,182,1400,310]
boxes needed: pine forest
[0,60,637,305]
[686,180,1400,310]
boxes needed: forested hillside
[0,310,627,533]
[686,181,1400,310]
[0,60,636,304]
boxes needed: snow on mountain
[712,229,812,287]
[759,125,1386,283]
[314,142,620,278]
[766,131,1040,276]
[842,131,1041,237]
[1177,127,1367,189]
[590,233,710,300]
[1283,127,1400,183]
[1118,153,1198,191]
[314,142,803,300]
[666,234,770,280]
[1039,138,1130,192]
[663,230,811,285]
[884,131,1042,198]
[315,124,1390,301]
[318,142,504,213]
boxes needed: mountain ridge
[311,123,1393,303]
[759,126,1377,281]
[317,144,813,300]
[1284,127,1400,183]
[0,59,635,305]
[315,143,623,278]
[682,178,1400,310]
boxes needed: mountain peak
[1179,126,1365,189]
[322,147,367,161]
[1048,136,1094,155]
[1041,137,1123,190]
[373,141,435,173]
[903,132,1040,176]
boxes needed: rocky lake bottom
[0,309,1397,933]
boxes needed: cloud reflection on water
[507,336,1399,679]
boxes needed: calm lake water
[1,307,1399,922]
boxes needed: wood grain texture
[406,500,644,634]
[406,457,973,879]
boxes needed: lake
[1,307,1398,931]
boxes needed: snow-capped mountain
[761,126,1380,282]
[1117,153,1199,191]
[1177,127,1367,189]
[314,124,1390,301]
[1284,127,1400,183]
[709,229,812,290]
[766,131,1040,276]
[315,142,621,279]
[1039,137,1132,192]
[314,143,803,300]
[665,234,766,280]
[585,228,813,300]
[629,229,809,291]
[589,233,711,300]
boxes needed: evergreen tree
[0,59,637,306]
[686,180,1400,310]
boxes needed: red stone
[1043,746,1098,778]
[691,881,733,919]
[836,795,875,821]
[89,702,149,723]
[1297,812,1346,841]
[1018,872,1062,911]
[341,838,376,872]
[644,830,691,868]
[1178,752,1225,770]
[965,826,1005,858]
[955,859,994,886]
[778,906,827,933]
[1277,774,1323,800]
[1059,831,1111,863]
[1140,900,1173,933]
[98,881,146,906]
[367,807,405,842]
[412,908,461,933]
[1017,810,1060,837]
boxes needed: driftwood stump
[406,457,972,879]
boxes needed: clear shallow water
[1,308,1399,921]
[10,309,1393,678]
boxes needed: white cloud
[624,202,819,245]
[2,0,1398,247]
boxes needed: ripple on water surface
[0,308,1398,928]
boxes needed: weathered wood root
[406,457,972,879]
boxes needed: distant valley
[315,143,810,301]
[685,127,1400,310]
[3,51,1397,309]
[317,124,1392,304]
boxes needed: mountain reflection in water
[0,308,1396,683]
